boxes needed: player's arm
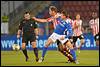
[73,21,81,29]
[17,21,23,38]
[17,30,22,38]
[73,23,79,29]
[32,17,48,23]
[17,30,22,35]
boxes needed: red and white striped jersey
[47,13,61,29]
[72,19,83,36]
[66,18,73,27]
[89,18,99,36]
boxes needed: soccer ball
[12,44,20,51]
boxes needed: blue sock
[70,49,76,61]
[42,47,48,58]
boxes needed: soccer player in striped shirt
[89,12,99,46]
[72,14,85,52]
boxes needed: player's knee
[66,41,73,49]
[32,45,37,48]
[45,38,53,47]
[80,39,85,44]
[31,42,37,48]
[45,41,51,47]
[22,44,26,49]
[45,44,49,48]
[69,46,73,49]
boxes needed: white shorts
[49,33,69,44]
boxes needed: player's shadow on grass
[55,61,70,63]
[47,61,69,63]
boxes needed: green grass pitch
[1,50,99,66]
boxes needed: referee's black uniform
[19,18,38,44]
[18,18,39,62]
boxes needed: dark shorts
[56,39,69,46]
[73,35,84,43]
[56,40,61,46]
[22,33,36,45]
[94,33,99,41]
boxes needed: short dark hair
[61,10,67,16]
[49,6,57,13]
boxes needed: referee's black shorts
[22,33,36,45]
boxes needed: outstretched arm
[32,17,48,23]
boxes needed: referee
[17,12,39,62]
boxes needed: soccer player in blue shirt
[38,11,79,64]
[32,6,74,62]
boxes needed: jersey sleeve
[47,17,53,22]
[89,20,92,28]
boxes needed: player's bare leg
[22,43,29,62]
[77,39,85,53]
[31,41,39,62]
[80,39,85,48]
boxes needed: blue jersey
[54,18,73,38]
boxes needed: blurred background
[1,1,99,50]
[1,1,99,35]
